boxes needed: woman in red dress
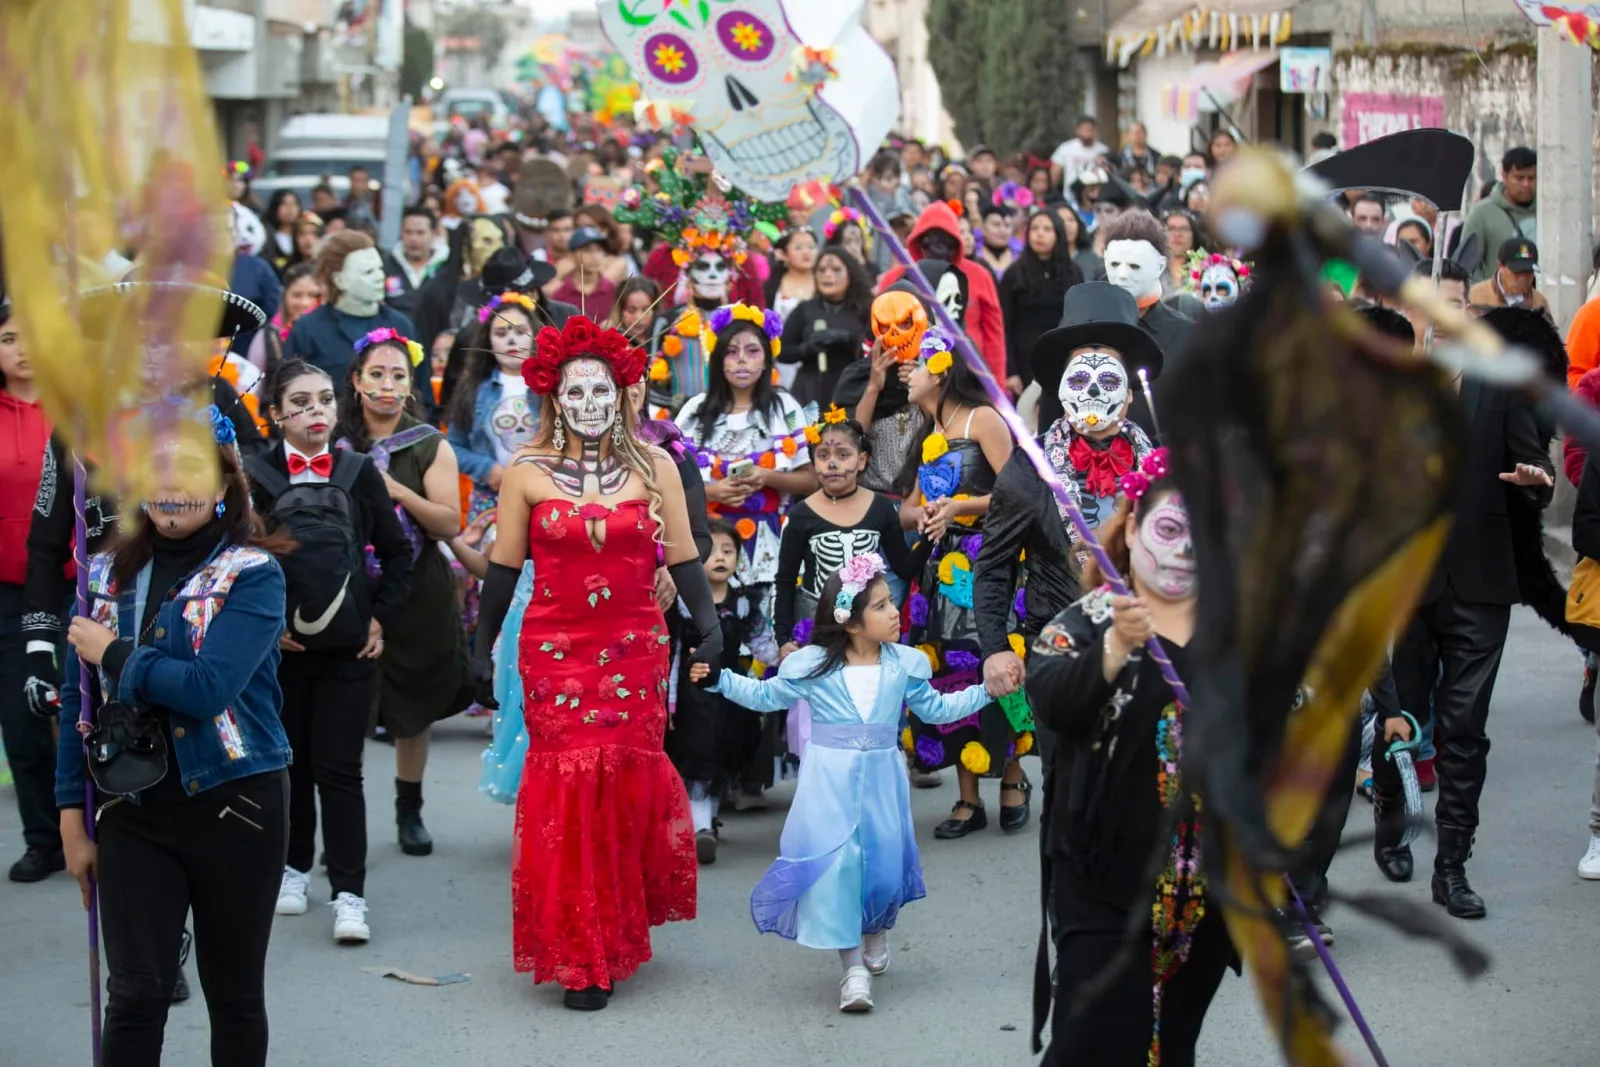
[473,316,724,1011]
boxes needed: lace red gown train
[512,498,697,991]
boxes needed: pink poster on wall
[1341,92,1447,147]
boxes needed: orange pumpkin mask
[870,290,928,363]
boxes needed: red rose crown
[524,315,648,395]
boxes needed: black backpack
[245,451,369,650]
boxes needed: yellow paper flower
[960,741,991,775]
[649,357,670,383]
[770,338,781,358]
[823,404,847,425]
[901,727,915,752]
[936,551,970,586]
[1008,633,1026,658]
[915,642,940,673]
[926,350,953,375]
[951,493,978,526]
[676,310,702,337]
[1015,732,1034,757]
[922,432,949,463]
[405,339,426,367]
[803,424,821,445]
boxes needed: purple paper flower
[708,306,735,334]
[1012,587,1026,618]
[946,649,979,673]
[908,592,929,626]
[914,735,945,768]
[791,619,814,645]
[763,309,783,340]
[960,533,984,559]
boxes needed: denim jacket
[448,376,541,489]
[56,539,292,807]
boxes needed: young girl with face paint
[446,293,541,512]
[249,361,417,947]
[895,330,1026,835]
[335,331,470,859]
[1025,463,1233,1066]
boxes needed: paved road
[2,608,1595,1066]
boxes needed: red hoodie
[877,201,1008,385]
[0,389,51,588]
[1566,366,1600,487]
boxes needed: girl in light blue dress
[479,563,534,803]
[689,553,993,1014]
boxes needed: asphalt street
[2,607,1595,1066]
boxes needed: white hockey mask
[1104,239,1164,303]
[558,358,618,441]
[1058,348,1129,436]
[1199,263,1241,308]
[332,247,387,312]
[687,252,731,301]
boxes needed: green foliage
[400,21,434,101]
[927,0,1086,158]
[440,5,510,71]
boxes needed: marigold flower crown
[523,315,648,397]
[479,291,538,325]
[705,302,783,359]
[833,553,887,624]
[353,326,425,367]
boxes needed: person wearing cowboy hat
[972,282,1161,764]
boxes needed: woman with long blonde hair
[470,315,725,1013]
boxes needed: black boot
[1431,824,1486,919]
[396,779,433,857]
[563,984,612,1011]
[1372,790,1414,883]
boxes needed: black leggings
[98,770,288,1067]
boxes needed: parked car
[435,88,510,130]
[252,114,390,203]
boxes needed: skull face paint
[687,252,732,301]
[1130,494,1196,600]
[1104,239,1165,302]
[1058,348,1130,436]
[558,358,618,441]
[1199,262,1240,308]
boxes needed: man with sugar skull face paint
[972,282,1159,770]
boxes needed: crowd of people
[0,92,1595,1067]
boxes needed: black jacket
[777,296,867,410]
[973,444,1082,658]
[1425,379,1553,606]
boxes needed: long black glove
[24,646,61,719]
[669,558,723,688]
[471,561,522,710]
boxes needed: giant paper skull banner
[599,0,900,201]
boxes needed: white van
[254,114,391,203]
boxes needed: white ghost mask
[558,357,619,441]
[333,247,387,316]
[1199,262,1241,308]
[1057,348,1130,437]
[599,0,899,202]
[687,252,731,301]
[1104,239,1165,303]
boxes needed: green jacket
[1458,183,1537,284]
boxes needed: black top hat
[77,280,267,342]
[481,246,555,292]
[1032,282,1164,399]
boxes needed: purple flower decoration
[792,618,814,645]
[920,327,953,359]
[763,308,783,340]
[914,735,945,768]
[695,450,712,469]
[960,533,984,560]
[908,592,929,626]
[946,649,979,673]
[1012,587,1026,618]
[708,306,735,334]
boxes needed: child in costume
[689,555,995,1014]
[478,561,534,805]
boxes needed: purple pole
[73,459,103,1064]
[848,188,1190,705]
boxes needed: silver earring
[552,413,565,450]
[612,419,624,446]
[215,500,226,519]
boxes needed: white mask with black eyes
[1130,494,1196,599]
[1199,263,1240,308]
[557,358,617,441]
[687,253,731,301]
[1058,349,1129,436]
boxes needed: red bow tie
[287,452,333,477]
[1067,434,1134,498]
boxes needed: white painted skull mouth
[708,101,830,178]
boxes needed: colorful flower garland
[823,206,863,242]
[1187,250,1250,289]
[353,326,425,366]
[705,301,782,357]
[478,290,539,325]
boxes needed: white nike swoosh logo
[292,576,349,636]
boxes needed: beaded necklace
[1148,699,1205,1067]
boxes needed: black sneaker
[8,848,65,883]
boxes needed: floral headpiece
[225,160,253,181]
[920,327,954,375]
[1188,250,1250,286]
[823,207,863,242]
[612,146,786,269]
[524,315,648,396]
[1117,447,1170,502]
[206,404,236,446]
[478,291,539,325]
[354,326,426,367]
[993,181,1035,211]
[833,553,887,624]
[705,302,783,359]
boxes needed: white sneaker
[1579,836,1600,880]
[331,892,370,943]
[863,933,890,975]
[839,965,873,1012]
[275,867,310,916]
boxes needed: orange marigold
[671,249,690,268]
[661,335,684,357]
[649,357,670,382]
[780,437,798,457]
[675,311,701,337]
[803,425,821,445]
[757,452,777,469]
[735,518,757,539]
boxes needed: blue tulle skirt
[479,562,534,804]
[749,725,925,949]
